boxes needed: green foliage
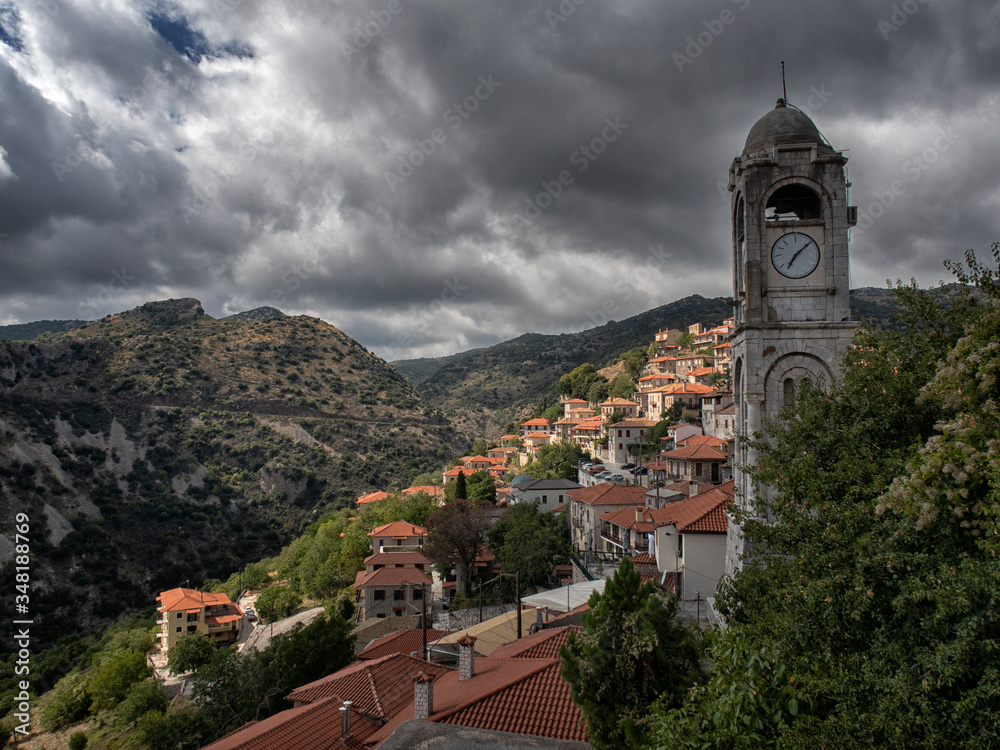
[586,378,610,405]
[654,246,1000,749]
[677,331,695,348]
[617,346,649,379]
[560,559,703,749]
[541,404,565,423]
[610,373,636,400]
[86,649,151,713]
[523,441,587,480]
[167,633,215,675]
[254,585,302,623]
[559,363,607,401]
[39,670,90,731]
[68,731,88,750]
[453,471,468,500]
[134,706,212,750]
[487,502,568,586]
[115,680,169,727]
[192,608,354,740]
[466,469,496,504]
[425,499,493,594]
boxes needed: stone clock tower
[724,99,858,578]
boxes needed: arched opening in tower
[765,184,822,222]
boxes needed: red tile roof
[363,551,431,568]
[599,397,639,407]
[660,442,728,462]
[157,587,232,612]
[566,483,648,507]
[520,418,550,426]
[202,696,380,750]
[486,625,580,661]
[353,567,433,590]
[368,521,428,539]
[357,629,453,661]
[366,657,587,745]
[402,485,443,499]
[358,491,392,505]
[287,654,453,721]
[598,505,656,533]
[648,480,734,534]
[677,434,727,449]
[689,366,716,377]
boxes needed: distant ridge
[0,319,88,341]
[222,306,288,323]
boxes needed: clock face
[771,232,820,279]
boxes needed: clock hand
[788,247,804,266]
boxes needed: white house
[508,478,582,513]
[649,480,733,600]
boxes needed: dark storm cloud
[0,0,997,358]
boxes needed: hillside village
[128,319,737,749]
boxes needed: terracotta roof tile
[486,626,580,661]
[353,567,433,590]
[357,491,392,505]
[358,629,453,661]
[202,696,380,750]
[287,654,453,719]
[368,521,428,538]
[566,483,648,507]
[648,480,734,534]
[157,587,232,612]
[660,442,728,461]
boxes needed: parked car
[634,467,649,476]
[244,607,257,622]
[621,463,636,471]
[611,474,625,481]
[599,471,614,480]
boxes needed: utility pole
[420,583,427,660]
[515,571,522,640]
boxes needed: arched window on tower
[766,184,822,222]
[783,378,796,408]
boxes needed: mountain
[0,319,88,340]
[393,294,734,437]
[0,298,465,651]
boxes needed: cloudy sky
[0,0,998,359]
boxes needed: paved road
[242,606,325,651]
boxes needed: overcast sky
[0,0,997,359]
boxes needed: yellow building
[156,587,243,651]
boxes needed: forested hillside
[0,298,465,656]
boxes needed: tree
[652,245,1000,749]
[167,633,215,675]
[193,607,354,740]
[466,469,497,504]
[528,441,588,480]
[610,373,636,400]
[561,559,703,750]
[254,585,302,623]
[677,331,695,348]
[488,502,568,586]
[560,363,608,401]
[425,499,493,596]
[86,649,152,713]
[453,471,468,500]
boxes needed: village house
[519,417,553,437]
[597,505,656,557]
[601,417,656,465]
[655,421,702,452]
[368,521,427,552]
[599,396,639,420]
[354,536,434,622]
[155,588,243,652]
[701,388,735,441]
[652,327,682,355]
[507,477,582,513]
[567,483,649,554]
[657,440,730,485]
[714,340,732,372]
[650,480,734,600]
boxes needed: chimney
[339,700,353,735]
[413,671,434,719]
[635,508,643,524]
[457,634,477,680]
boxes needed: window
[413,588,423,600]
[374,590,385,601]
[695,462,703,476]
[394,590,405,601]
[377,613,387,619]
[396,539,402,546]
[783,378,796,408]
[176,612,183,619]
[626,430,631,437]
[176,626,182,633]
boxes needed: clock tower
[725,99,858,578]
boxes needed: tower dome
[743,99,833,155]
